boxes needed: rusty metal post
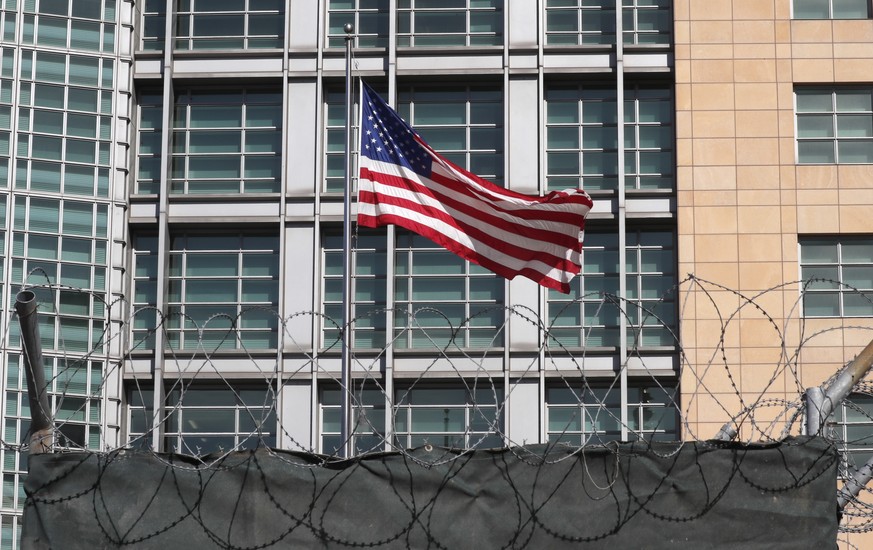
[14,290,53,454]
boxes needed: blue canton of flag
[360,87,433,179]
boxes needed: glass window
[322,229,387,349]
[398,85,503,186]
[546,383,678,445]
[3,354,104,453]
[831,393,873,477]
[171,89,282,194]
[621,0,671,45]
[127,383,277,455]
[545,0,616,46]
[22,0,117,53]
[796,87,873,164]
[327,0,389,48]
[131,234,159,349]
[0,48,12,189]
[175,0,284,50]
[397,0,503,47]
[324,89,351,193]
[3,354,102,532]
[323,85,387,193]
[135,92,163,195]
[794,0,869,19]
[395,232,504,349]
[548,229,676,349]
[800,237,873,317]
[16,50,112,197]
[320,385,386,455]
[10,196,109,353]
[165,233,280,350]
[546,84,673,193]
[141,0,166,50]
[545,0,671,46]
[393,385,503,449]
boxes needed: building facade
[0,0,868,546]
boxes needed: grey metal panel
[507,77,540,195]
[508,277,543,351]
[624,53,672,72]
[288,0,320,50]
[544,53,612,72]
[173,57,284,77]
[626,355,678,375]
[287,55,319,74]
[543,355,618,375]
[393,356,505,375]
[279,382,313,450]
[508,53,538,73]
[396,52,504,74]
[284,201,317,220]
[168,202,281,219]
[133,59,163,79]
[283,225,315,350]
[286,80,319,195]
[507,379,541,445]
[507,0,538,49]
[129,202,159,220]
[626,196,675,217]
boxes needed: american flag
[356,83,593,294]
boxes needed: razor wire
[3,273,873,543]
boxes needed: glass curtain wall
[0,1,122,545]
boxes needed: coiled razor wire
[4,274,873,541]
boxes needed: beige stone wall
[676,0,873,542]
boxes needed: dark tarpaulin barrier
[22,436,837,549]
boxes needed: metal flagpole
[340,22,355,459]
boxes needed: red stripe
[360,167,585,253]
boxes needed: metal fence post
[15,290,53,454]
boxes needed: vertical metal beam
[615,0,629,441]
[340,23,355,458]
[150,0,177,453]
[15,290,53,454]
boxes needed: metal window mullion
[615,0,629,441]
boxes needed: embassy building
[0,1,871,546]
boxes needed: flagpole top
[343,23,354,34]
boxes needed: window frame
[546,382,679,445]
[793,0,871,19]
[170,88,283,195]
[127,383,277,455]
[547,228,677,350]
[799,236,873,318]
[130,232,281,351]
[831,392,873,478]
[326,0,389,49]
[174,0,284,51]
[795,86,873,165]
[397,0,504,48]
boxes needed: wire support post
[14,290,54,454]
[807,338,873,437]
[839,455,873,512]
